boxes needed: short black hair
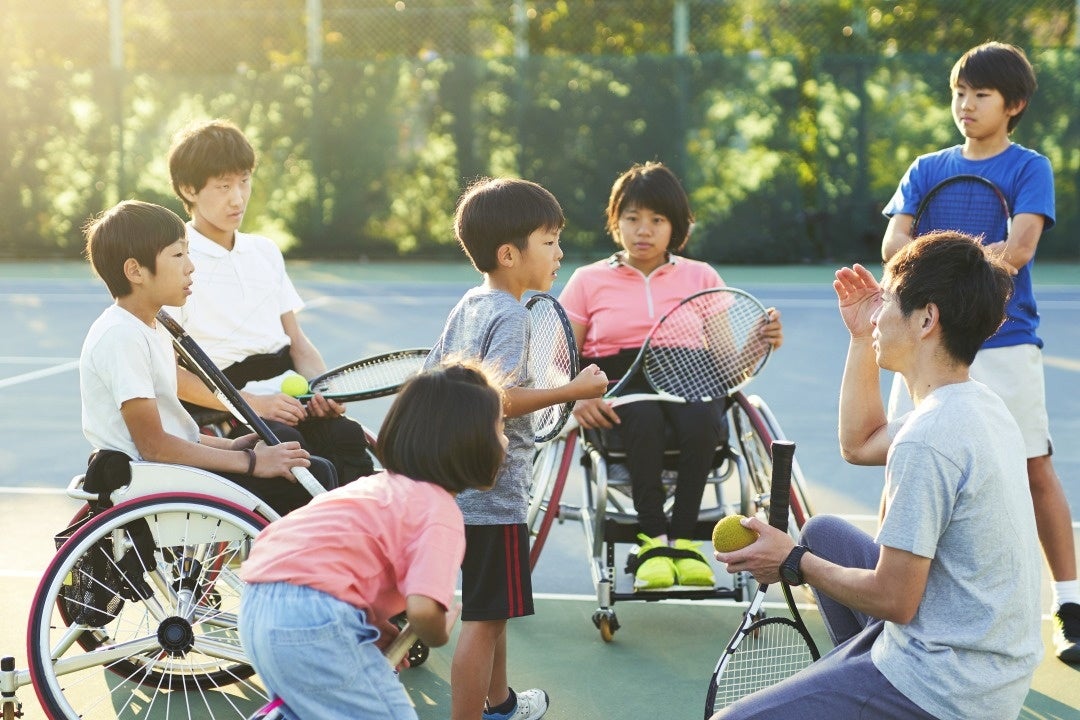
[951,42,1037,133]
[454,177,565,273]
[168,119,256,213]
[885,231,1013,365]
[606,162,694,252]
[375,361,505,493]
[83,200,187,298]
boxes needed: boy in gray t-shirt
[712,232,1041,720]
[425,178,607,720]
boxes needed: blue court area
[1,261,1079,718]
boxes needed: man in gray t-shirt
[711,232,1041,720]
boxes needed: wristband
[243,448,257,475]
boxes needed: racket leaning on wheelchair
[911,173,1011,244]
[703,441,820,718]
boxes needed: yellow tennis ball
[712,514,759,553]
[280,374,309,397]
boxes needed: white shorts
[886,344,1051,459]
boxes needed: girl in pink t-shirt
[560,162,783,592]
[239,362,506,720]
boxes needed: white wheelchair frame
[526,391,813,641]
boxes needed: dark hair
[885,231,1013,365]
[375,361,505,493]
[950,42,1037,133]
[83,200,187,298]
[606,162,694,253]
[454,177,565,273]
[168,119,256,213]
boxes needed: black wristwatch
[779,545,811,586]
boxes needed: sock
[1052,580,1080,611]
[487,687,517,715]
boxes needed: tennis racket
[608,287,772,404]
[525,293,580,443]
[910,174,1011,244]
[703,440,820,717]
[301,348,429,402]
[156,311,326,499]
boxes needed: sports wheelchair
[527,391,813,642]
[0,318,421,720]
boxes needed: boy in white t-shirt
[165,119,373,486]
[79,200,330,516]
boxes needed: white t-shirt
[164,224,304,370]
[80,305,200,459]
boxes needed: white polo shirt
[165,224,304,370]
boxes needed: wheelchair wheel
[730,393,811,536]
[527,430,577,569]
[28,493,270,719]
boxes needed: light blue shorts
[239,582,416,720]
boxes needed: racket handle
[385,623,418,667]
[767,440,795,533]
[292,466,327,497]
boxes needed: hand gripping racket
[704,440,820,717]
[608,287,772,404]
[911,174,1011,244]
[301,348,429,402]
[156,311,326,499]
[525,293,581,443]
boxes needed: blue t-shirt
[882,143,1055,349]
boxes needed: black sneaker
[1053,602,1080,663]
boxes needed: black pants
[219,455,338,517]
[614,398,728,539]
[246,416,375,486]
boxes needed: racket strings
[711,620,817,711]
[527,300,575,438]
[645,293,770,401]
[914,181,1009,243]
[312,354,426,395]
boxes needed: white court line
[0,356,78,364]
[0,360,79,389]
[1045,355,1080,372]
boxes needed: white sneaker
[482,688,550,720]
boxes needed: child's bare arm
[120,397,311,478]
[503,365,608,418]
[403,595,459,648]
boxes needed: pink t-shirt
[558,253,724,358]
[240,471,464,625]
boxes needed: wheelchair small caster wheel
[407,639,429,667]
[592,609,619,642]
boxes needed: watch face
[780,567,800,585]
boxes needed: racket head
[641,287,772,401]
[304,349,429,401]
[705,615,818,715]
[911,174,1010,244]
[525,293,580,443]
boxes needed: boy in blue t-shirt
[881,41,1078,663]
[425,178,608,720]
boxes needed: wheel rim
[29,495,270,719]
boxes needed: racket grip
[292,466,327,497]
[385,623,418,667]
[767,440,795,533]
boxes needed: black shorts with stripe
[460,523,534,621]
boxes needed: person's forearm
[801,555,917,624]
[838,337,888,465]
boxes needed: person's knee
[309,456,339,491]
[800,514,848,550]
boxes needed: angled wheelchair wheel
[527,430,577,569]
[28,493,271,719]
[730,393,811,536]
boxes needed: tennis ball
[712,514,758,553]
[280,374,309,397]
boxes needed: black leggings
[614,398,728,539]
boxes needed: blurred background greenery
[2,0,1078,263]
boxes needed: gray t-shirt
[874,381,1042,720]
[425,286,533,524]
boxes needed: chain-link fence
[3,0,1079,261]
